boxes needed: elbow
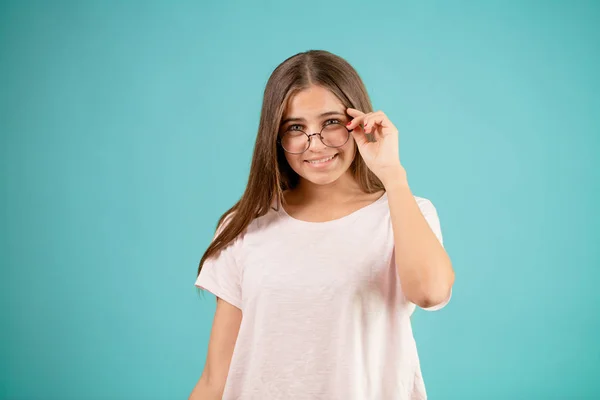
[189,375,225,400]
[407,270,455,309]
[413,291,450,309]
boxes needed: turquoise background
[1,1,599,399]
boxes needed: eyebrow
[281,111,346,126]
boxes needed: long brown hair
[197,49,384,279]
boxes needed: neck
[292,172,363,205]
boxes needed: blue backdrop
[1,1,599,399]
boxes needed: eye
[288,124,304,131]
[324,118,341,126]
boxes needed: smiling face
[279,85,356,187]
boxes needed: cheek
[284,153,303,171]
[339,138,356,161]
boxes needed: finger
[365,112,391,135]
[346,107,365,117]
[346,115,366,131]
[347,111,373,131]
[371,111,391,127]
[362,117,378,142]
[349,124,369,147]
[346,108,367,130]
[363,112,380,133]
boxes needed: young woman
[190,50,455,400]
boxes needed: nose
[307,132,327,151]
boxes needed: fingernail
[346,122,351,126]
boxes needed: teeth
[307,155,335,164]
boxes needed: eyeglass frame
[277,122,354,154]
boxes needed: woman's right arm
[189,297,243,400]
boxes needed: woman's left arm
[382,166,455,309]
[346,107,455,309]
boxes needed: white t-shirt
[195,191,451,399]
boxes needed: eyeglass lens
[280,123,349,154]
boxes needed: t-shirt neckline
[275,191,388,228]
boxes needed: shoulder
[412,195,432,205]
[245,207,282,238]
[412,195,438,214]
[217,207,282,247]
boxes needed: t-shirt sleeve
[416,197,452,312]
[195,214,243,309]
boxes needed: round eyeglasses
[278,121,352,154]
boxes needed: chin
[295,155,351,185]
[302,174,343,186]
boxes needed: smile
[305,154,338,166]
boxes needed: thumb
[350,125,368,148]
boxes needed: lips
[305,154,338,163]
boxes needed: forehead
[284,85,344,117]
